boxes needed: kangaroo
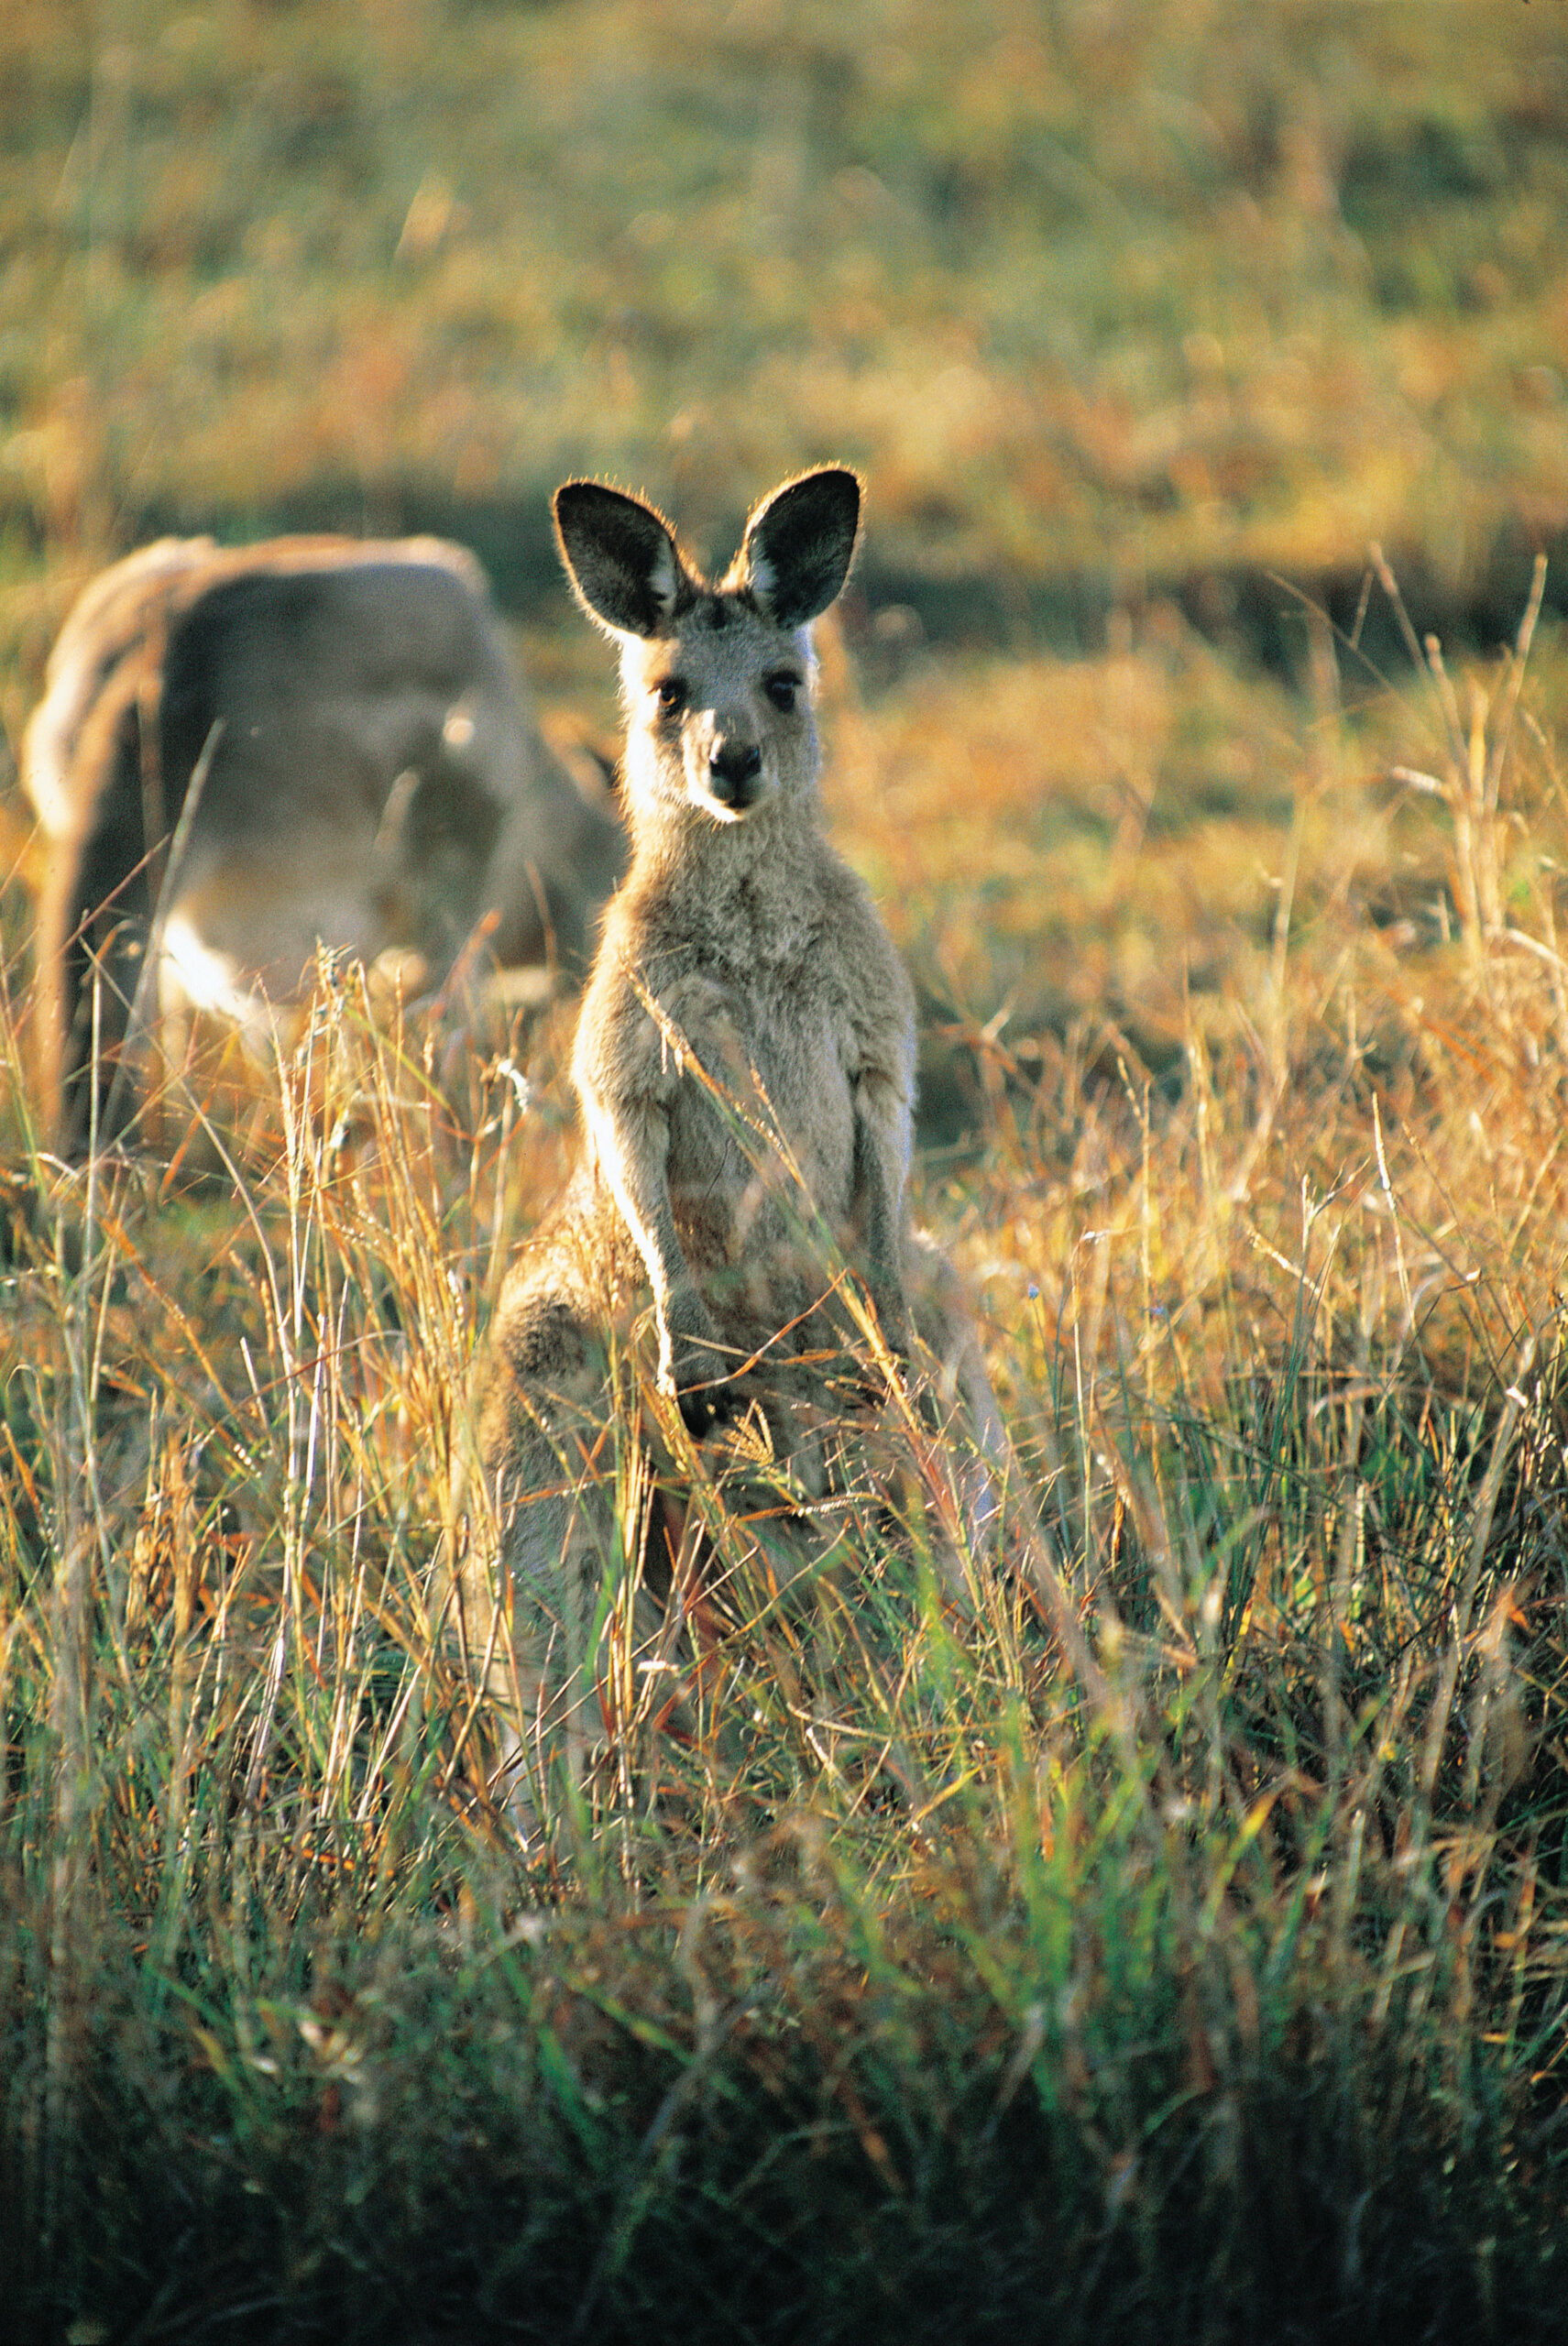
[23,533,626,1149]
[462,468,1003,1818]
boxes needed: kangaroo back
[23,534,627,1148]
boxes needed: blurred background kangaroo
[23,532,627,1148]
[464,469,1003,1818]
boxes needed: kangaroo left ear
[740,468,862,629]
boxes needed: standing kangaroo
[464,469,1001,1809]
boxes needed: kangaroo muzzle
[707,737,763,810]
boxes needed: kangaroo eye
[765,672,801,713]
[655,676,687,716]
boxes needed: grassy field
[5,3,1568,2339]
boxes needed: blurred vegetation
[7,1,1568,2338]
[3,0,1568,718]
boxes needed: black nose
[709,740,762,806]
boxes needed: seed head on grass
[4,567,1568,2329]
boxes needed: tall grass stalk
[3,595,1568,2333]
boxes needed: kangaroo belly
[663,978,858,1248]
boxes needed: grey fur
[460,472,1005,1826]
[23,532,627,1146]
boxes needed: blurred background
[3,0,1567,1128]
[4,1,1564,672]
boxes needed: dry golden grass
[5,565,1568,2331]
[5,0,1568,2330]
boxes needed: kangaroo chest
[660,937,859,1266]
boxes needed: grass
[5,566,1568,2337]
[4,0,1568,720]
[6,1,1568,2336]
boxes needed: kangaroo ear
[740,468,862,629]
[553,482,689,638]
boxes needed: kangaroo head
[553,468,861,828]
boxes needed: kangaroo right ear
[553,483,689,639]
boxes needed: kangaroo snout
[707,737,763,809]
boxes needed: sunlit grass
[5,576,1568,2332]
[5,0,1568,2327]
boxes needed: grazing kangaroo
[24,533,626,1148]
[463,468,1003,1818]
